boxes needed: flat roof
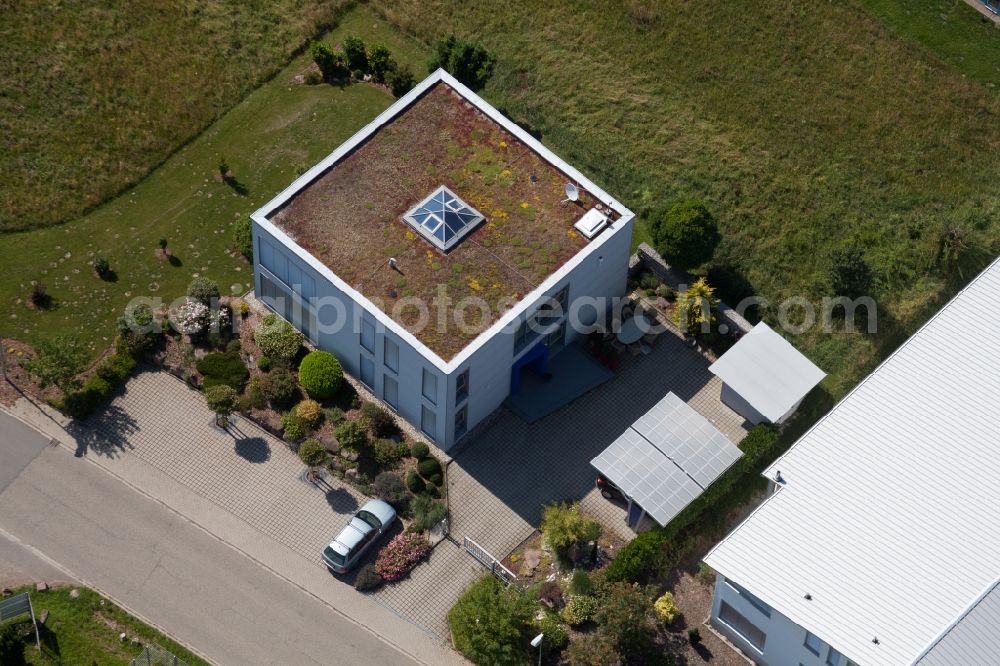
[704,257,1000,665]
[264,77,613,360]
[708,322,826,422]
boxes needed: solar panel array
[403,185,485,251]
[590,392,744,527]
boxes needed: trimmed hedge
[298,351,342,400]
[417,456,442,480]
[254,314,303,361]
[605,424,780,583]
[410,441,430,459]
[406,469,425,494]
[196,349,249,392]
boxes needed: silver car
[322,499,397,574]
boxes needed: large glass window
[455,369,469,405]
[422,368,437,404]
[384,337,399,373]
[383,374,398,409]
[360,355,375,389]
[421,405,437,439]
[804,631,823,656]
[455,405,468,439]
[718,601,766,653]
[827,647,842,666]
[360,316,375,353]
[725,580,772,617]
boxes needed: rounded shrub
[96,353,136,384]
[417,457,442,480]
[427,473,443,486]
[406,469,425,494]
[654,592,679,623]
[254,314,303,362]
[410,441,430,459]
[423,482,439,498]
[298,350,343,400]
[196,349,249,392]
[373,438,404,467]
[649,200,720,271]
[536,613,568,655]
[187,277,221,305]
[298,438,327,466]
[261,368,297,409]
[256,356,272,371]
[560,594,599,626]
[93,256,111,277]
[354,563,384,591]
[373,472,409,507]
[360,402,398,437]
[334,420,368,452]
[281,412,307,442]
[294,399,323,429]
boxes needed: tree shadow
[98,269,118,283]
[233,436,270,463]
[706,262,759,323]
[167,254,183,267]
[36,620,62,659]
[694,642,713,660]
[223,176,249,197]
[66,403,138,458]
[324,485,359,513]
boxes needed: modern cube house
[250,69,634,451]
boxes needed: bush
[298,350,343,399]
[310,41,345,79]
[604,529,664,583]
[261,367,297,409]
[246,376,266,409]
[389,66,416,98]
[354,563,384,591]
[254,314,303,361]
[538,581,563,607]
[417,456,442,480]
[324,406,345,423]
[368,43,394,82]
[282,412,307,441]
[62,374,113,419]
[637,270,659,291]
[205,384,240,420]
[688,628,702,645]
[560,594,599,626]
[374,533,430,581]
[569,570,593,596]
[829,246,873,299]
[448,576,534,666]
[406,469,426,493]
[423,481,439,498]
[372,438,405,467]
[410,494,447,532]
[335,420,368,452]
[428,35,495,91]
[342,35,367,71]
[536,613,568,655]
[187,277,220,305]
[649,200,720,271]
[0,623,26,666]
[233,217,253,260]
[410,441,430,459]
[373,471,409,507]
[94,256,110,277]
[23,334,89,392]
[654,592,679,623]
[427,472,443,486]
[96,353,136,384]
[565,631,622,666]
[360,402,398,438]
[256,356,272,371]
[196,350,249,391]
[294,399,323,429]
[596,582,655,656]
[298,438,327,467]
[674,277,718,335]
[540,503,601,554]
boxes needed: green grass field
[0,0,347,232]
[6,585,207,665]
[0,6,428,359]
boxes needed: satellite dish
[563,183,579,203]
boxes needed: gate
[462,536,517,586]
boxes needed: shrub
[227,339,241,352]
[427,472,443,486]
[172,299,210,335]
[324,406,345,423]
[569,570,593,596]
[654,592,679,623]
[565,631,622,666]
[256,356,272,371]
[261,367,297,409]
[246,376,266,409]
[560,594,599,626]
[28,281,49,308]
[374,471,409,506]
[342,35,367,71]
[0,623,26,666]
[538,581,563,607]
[406,469,425,493]
[829,246,873,299]
[428,35,495,91]
[372,438,405,467]
[93,256,111,277]
[423,482,439,498]
[187,277,220,305]
[596,582,655,655]
[674,277,718,335]
[360,402,398,438]
[410,441,430,459]
[417,456,442,480]
[536,613,569,655]
[158,238,168,250]
[298,438,327,467]
[281,412,307,441]
[697,562,715,585]
[96,353,136,384]
[649,200,720,271]
[368,43,394,82]
[254,314,303,361]
[354,563,384,591]
[196,349,249,391]
[448,576,534,666]
[410,494,447,532]
[233,217,253,260]
[23,334,89,392]
[637,270,659,291]
[389,66,416,98]
[335,420,368,452]
[298,350,343,399]
[294,399,323,429]
[540,502,601,554]
[310,41,345,79]
[604,529,664,583]
[62,375,113,419]
[374,533,430,581]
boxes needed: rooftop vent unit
[574,208,608,240]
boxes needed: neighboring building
[250,69,634,451]
[703,257,1000,666]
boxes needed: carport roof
[590,392,743,527]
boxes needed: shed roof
[708,322,825,422]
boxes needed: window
[360,355,375,388]
[718,601,766,653]
[384,337,399,373]
[725,580,772,618]
[543,320,566,350]
[383,374,398,409]
[421,405,437,439]
[360,316,375,353]
[456,369,469,405]
[804,631,823,656]
[422,368,437,404]
[455,405,468,439]
[513,319,529,352]
[826,648,842,666]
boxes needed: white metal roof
[708,322,826,422]
[704,257,1000,665]
[915,578,1000,665]
[591,392,743,526]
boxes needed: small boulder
[69,589,80,599]
[523,549,541,572]
[1,587,11,597]
[345,468,359,480]
[120,632,127,642]
[35,581,48,592]
[39,610,48,625]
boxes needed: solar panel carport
[591,392,743,528]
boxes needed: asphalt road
[0,411,418,665]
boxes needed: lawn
[3,585,207,665]
[0,5,430,360]
[374,0,1000,397]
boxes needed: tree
[309,41,337,79]
[187,277,220,306]
[540,502,601,555]
[205,384,240,428]
[595,582,656,659]
[0,623,25,666]
[368,43,394,83]
[649,200,720,270]
[22,334,89,392]
[389,66,416,98]
[342,35,367,71]
[428,35,495,91]
[448,576,534,666]
[829,246,872,299]
[673,277,718,335]
[298,438,328,467]
[566,631,622,666]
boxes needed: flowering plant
[173,299,210,335]
[374,533,430,582]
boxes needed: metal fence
[129,645,188,666]
[462,536,517,586]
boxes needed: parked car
[322,499,397,574]
[596,474,626,502]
